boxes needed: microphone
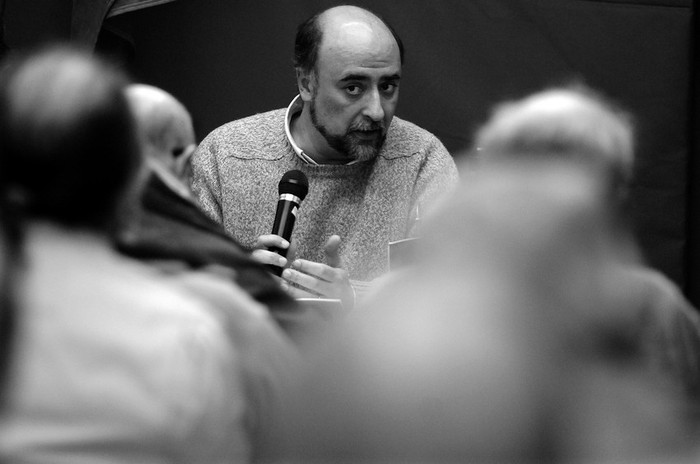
[267,169,309,276]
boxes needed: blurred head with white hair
[474,85,635,203]
[125,84,196,183]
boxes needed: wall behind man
[2,0,71,51]
[104,0,693,295]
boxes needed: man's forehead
[328,20,375,45]
[317,28,400,78]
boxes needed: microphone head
[279,169,309,200]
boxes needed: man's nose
[362,89,385,122]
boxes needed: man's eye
[345,85,362,95]
[381,82,398,93]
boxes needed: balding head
[475,86,635,200]
[125,84,195,179]
[292,5,403,163]
[294,5,404,74]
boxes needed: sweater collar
[284,95,358,166]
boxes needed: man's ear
[296,68,314,102]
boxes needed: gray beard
[309,99,385,162]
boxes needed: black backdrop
[2,0,698,303]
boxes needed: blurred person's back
[271,161,695,463]
[0,45,257,463]
[120,83,304,458]
[473,86,700,416]
[0,176,20,409]
[119,83,328,344]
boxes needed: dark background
[2,0,698,304]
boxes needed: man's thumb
[324,235,342,268]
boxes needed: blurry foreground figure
[271,163,696,463]
[120,84,321,343]
[0,180,20,408]
[474,86,700,411]
[121,83,301,457]
[0,45,259,463]
[125,84,197,184]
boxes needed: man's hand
[251,234,292,269]
[280,235,355,310]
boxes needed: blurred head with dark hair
[0,44,142,230]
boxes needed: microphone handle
[267,198,299,276]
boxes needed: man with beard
[191,5,458,309]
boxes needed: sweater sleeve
[191,132,224,224]
[408,136,459,236]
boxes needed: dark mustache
[350,121,385,132]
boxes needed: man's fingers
[324,235,342,268]
[254,234,290,250]
[282,267,333,296]
[251,248,288,268]
[252,234,291,271]
[291,259,348,282]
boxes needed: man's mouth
[353,129,381,140]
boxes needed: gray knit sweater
[191,107,458,283]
